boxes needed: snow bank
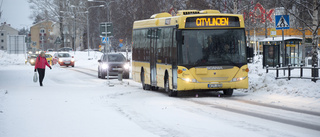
[246,55,320,99]
[0,50,27,66]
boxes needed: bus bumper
[176,77,248,91]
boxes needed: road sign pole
[275,15,290,67]
[282,29,285,66]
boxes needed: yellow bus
[132,10,253,96]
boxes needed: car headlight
[71,58,75,62]
[59,58,63,62]
[124,63,130,69]
[30,59,35,63]
[101,64,108,69]
[231,76,247,82]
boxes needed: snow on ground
[0,51,320,137]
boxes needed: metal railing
[266,64,320,82]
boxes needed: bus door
[172,28,178,90]
[149,28,158,86]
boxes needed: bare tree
[0,0,4,32]
[28,0,89,49]
[280,0,319,76]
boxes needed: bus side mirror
[247,47,254,58]
[176,30,182,42]
[247,47,254,63]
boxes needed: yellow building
[30,20,54,50]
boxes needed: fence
[266,64,320,82]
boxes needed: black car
[98,53,130,79]
[58,47,73,52]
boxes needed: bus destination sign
[185,16,240,28]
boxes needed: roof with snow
[31,20,56,28]
[259,37,302,42]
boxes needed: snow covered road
[1,51,320,137]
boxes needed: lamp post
[86,5,105,56]
[88,1,115,22]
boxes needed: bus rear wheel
[165,77,177,97]
[223,89,233,96]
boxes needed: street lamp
[87,1,115,22]
[86,5,105,56]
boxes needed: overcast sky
[1,0,33,30]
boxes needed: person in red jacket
[34,52,52,86]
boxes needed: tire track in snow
[185,99,320,131]
[67,68,97,78]
[227,98,320,117]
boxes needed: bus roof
[133,10,245,29]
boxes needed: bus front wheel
[165,77,177,97]
[223,89,233,96]
[141,70,150,90]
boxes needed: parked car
[98,53,130,79]
[46,49,54,52]
[58,47,73,52]
[26,54,38,66]
[53,52,75,67]
[45,54,53,66]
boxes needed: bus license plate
[208,84,222,88]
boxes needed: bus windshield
[178,29,247,67]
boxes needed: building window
[40,29,45,33]
[1,39,4,42]
[1,33,3,36]
[1,46,3,49]
[40,36,45,41]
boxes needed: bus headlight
[124,63,130,70]
[231,76,247,82]
[101,64,109,69]
[30,59,35,63]
[181,78,197,83]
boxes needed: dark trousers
[37,68,45,85]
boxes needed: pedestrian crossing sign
[102,37,106,44]
[275,15,290,30]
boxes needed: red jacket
[35,56,50,69]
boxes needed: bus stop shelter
[259,37,302,67]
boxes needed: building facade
[0,22,19,50]
[30,20,55,51]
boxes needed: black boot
[40,83,43,86]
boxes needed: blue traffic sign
[119,43,123,48]
[102,37,106,44]
[275,15,290,30]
